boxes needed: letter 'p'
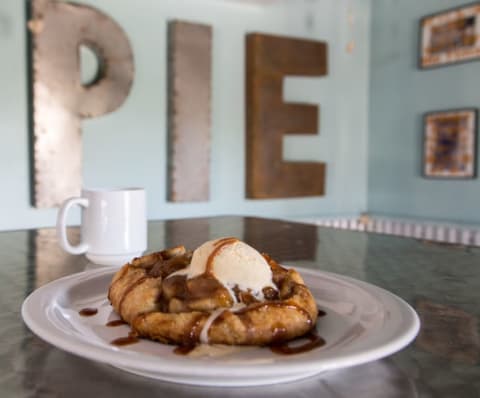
[28,0,134,207]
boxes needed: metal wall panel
[167,21,212,202]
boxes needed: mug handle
[56,197,89,255]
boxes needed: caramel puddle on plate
[78,307,98,317]
[106,319,128,327]
[270,331,326,355]
[110,333,140,346]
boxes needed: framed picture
[420,3,480,69]
[423,109,477,179]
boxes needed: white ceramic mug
[56,187,147,266]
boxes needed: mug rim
[81,187,145,193]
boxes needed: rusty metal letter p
[28,0,134,207]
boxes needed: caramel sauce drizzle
[118,276,150,315]
[270,331,326,355]
[186,314,206,345]
[106,319,128,327]
[205,237,239,276]
[173,345,196,355]
[110,332,140,346]
[79,307,98,317]
[174,314,206,354]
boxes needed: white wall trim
[295,214,480,247]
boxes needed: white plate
[21,267,420,387]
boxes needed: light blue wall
[369,0,480,224]
[0,0,371,231]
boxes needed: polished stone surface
[2,216,480,397]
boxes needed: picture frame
[423,108,477,179]
[419,3,480,69]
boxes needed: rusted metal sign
[167,20,212,202]
[246,33,327,198]
[28,0,134,207]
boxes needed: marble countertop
[2,216,479,397]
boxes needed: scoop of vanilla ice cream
[169,238,276,300]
